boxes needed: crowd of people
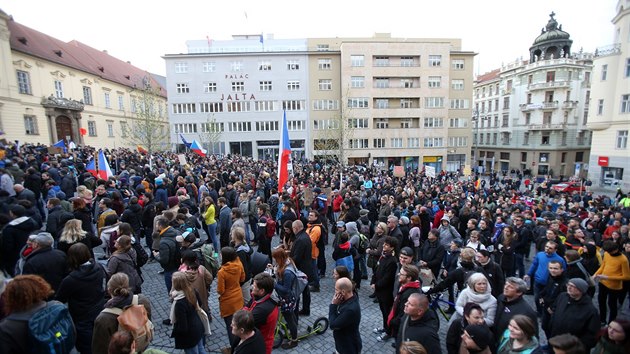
[0,142,629,354]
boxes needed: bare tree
[198,114,223,155]
[312,87,356,167]
[121,82,169,155]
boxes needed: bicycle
[424,286,456,329]
[273,311,329,349]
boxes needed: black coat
[289,230,313,279]
[23,172,42,199]
[419,240,445,278]
[171,297,205,349]
[73,207,94,234]
[55,260,106,323]
[120,203,143,233]
[0,301,47,354]
[231,328,266,354]
[22,246,68,292]
[478,260,505,298]
[0,216,39,276]
[15,188,37,206]
[493,294,538,339]
[549,293,600,350]
[395,311,442,354]
[371,253,397,301]
[329,295,362,354]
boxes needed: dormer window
[53,50,62,57]
[98,66,105,73]
[17,37,27,45]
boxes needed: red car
[551,181,584,194]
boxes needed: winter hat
[345,222,358,235]
[313,187,322,194]
[568,278,589,294]
[440,215,450,223]
[400,216,410,225]
[155,178,163,186]
[464,324,493,350]
[359,209,369,217]
[336,221,346,228]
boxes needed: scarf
[169,290,186,324]
[387,280,420,326]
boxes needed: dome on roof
[529,11,573,63]
[532,12,571,45]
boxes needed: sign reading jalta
[221,73,256,101]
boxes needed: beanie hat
[360,209,369,217]
[464,324,493,350]
[568,278,589,294]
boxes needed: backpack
[286,265,308,296]
[357,233,370,254]
[357,218,371,236]
[265,218,276,239]
[198,244,219,279]
[102,295,154,352]
[28,301,76,354]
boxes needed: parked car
[552,181,584,193]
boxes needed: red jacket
[332,195,344,212]
[244,293,279,354]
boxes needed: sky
[1,0,618,77]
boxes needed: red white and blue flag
[190,139,207,157]
[277,111,291,190]
[86,150,113,180]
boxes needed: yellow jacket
[594,252,630,290]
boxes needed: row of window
[173,57,465,74]
[173,120,307,133]
[24,115,119,138]
[349,97,469,109]
[346,137,446,149]
[600,59,630,80]
[597,94,630,114]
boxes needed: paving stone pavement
[130,232,541,354]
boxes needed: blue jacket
[527,251,566,286]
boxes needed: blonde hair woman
[58,218,101,255]
[454,273,497,326]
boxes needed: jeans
[206,223,219,254]
[223,315,235,345]
[359,253,368,277]
[164,270,175,293]
[184,338,207,354]
[533,282,545,316]
[515,253,526,278]
[310,259,320,288]
[244,223,251,243]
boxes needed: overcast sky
[2,0,617,77]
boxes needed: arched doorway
[56,116,73,142]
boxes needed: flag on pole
[86,157,96,177]
[277,111,291,190]
[137,145,148,154]
[190,140,207,157]
[87,150,113,180]
[259,33,264,44]
[180,134,191,148]
[52,139,67,153]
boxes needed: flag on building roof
[190,140,207,157]
[52,139,67,153]
[180,134,191,148]
[137,145,148,154]
[277,111,291,190]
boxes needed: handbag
[419,267,436,287]
[196,306,211,335]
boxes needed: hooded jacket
[180,265,213,313]
[235,243,253,283]
[549,292,600,350]
[437,216,462,248]
[120,203,143,232]
[217,259,245,317]
[56,260,106,323]
[22,246,67,292]
[0,216,39,276]
[106,249,142,293]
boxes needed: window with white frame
[200,122,224,134]
[408,137,420,148]
[258,61,272,71]
[82,86,93,105]
[318,79,332,90]
[104,92,111,108]
[120,122,128,138]
[400,98,413,109]
[452,59,465,70]
[176,83,190,94]
[229,122,252,132]
[202,61,216,72]
[255,101,275,112]
[54,80,64,98]
[173,103,196,114]
[130,97,137,113]
[288,120,305,131]
[626,58,630,77]
[282,100,304,111]
[256,121,279,131]
[617,130,628,148]
[350,55,364,67]
[401,118,412,128]
[602,64,608,80]
[373,138,385,148]
[259,81,272,91]
[523,132,529,145]
[450,99,469,109]
[423,137,443,147]
[107,121,114,137]
[287,60,299,71]
[230,61,243,71]
[175,62,188,73]
[424,97,444,108]
[349,138,368,149]
[24,115,38,135]
[200,102,223,113]
[318,58,332,70]
[374,56,389,67]
[375,99,389,109]
[400,78,414,88]
[428,55,442,67]
[204,82,217,93]
[87,121,97,136]
[351,76,365,88]
[348,118,368,128]
[400,56,414,67]
[226,101,251,112]
[232,81,245,92]
[424,117,444,128]
[173,123,198,134]
[428,76,441,88]
[118,95,124,110]
[375,118,389,129]
[313,99,339,110]
[448,136,468,147]
[348,98,368,108]
[451,79,464,90]
[449,118,468,128]
[375,78,389,88]
[313,119,340,130]
[316,44,329,51]
[390,138,403,148]
[621,94,630,113]
[17,70,31,94]
[287,81,300,91]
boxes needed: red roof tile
[475,69,501,83]
[8,18,166,97]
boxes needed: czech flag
[190,140,206,157]
[52,139,67,153]
[87,150,113,180]
[180,134,191,148]
[277,111,291,190]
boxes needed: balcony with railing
[542,101,559,110]
[528,80,570,91]
[528,123,566,131]
[595,43,621,57]
[520,103,538,111]
[562,100,578,109]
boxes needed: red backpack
[265,218,276,239]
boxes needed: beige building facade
[587,0,630,190]
[0,10,167,150]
